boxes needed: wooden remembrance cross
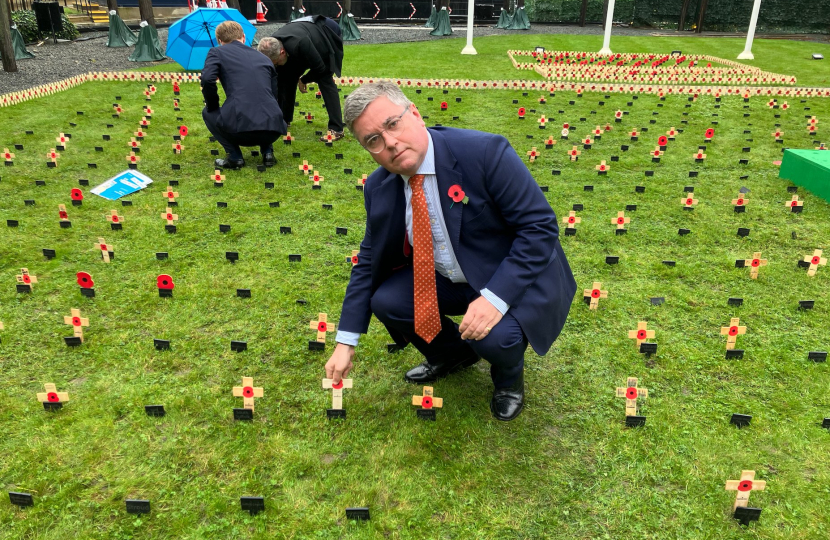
[64,308,90,342]
[744,252,768,279]
[232,377,264,411]
[725,470,766,511]
[721,318,747,350]
[804,249,827,276]
[583,281,607,310]
[322,378,353,410]
[615,377,648,418]
[37,383,69,408]
[310,313,335,343]
[628,321,655,350]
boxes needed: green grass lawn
[1,71,830,538]
[139,33,830,87]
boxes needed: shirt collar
[402,130,435,183]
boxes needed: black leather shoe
[490,372,524,421]
[404,355,479,384]
[214,157,244,170]
[263,152,276,167]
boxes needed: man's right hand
[325,343,355,384]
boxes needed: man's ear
[410,104,426,126]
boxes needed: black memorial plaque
[625,416,646,427]
[125,500,151,514]
[346,507,370,520]
[145,405,166,417]
[233,408,253,421]
[730,413,752,428]
[230,340,248,352]
[241,497,265,516]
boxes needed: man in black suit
[201,21,286,170]
[258,16,345,142]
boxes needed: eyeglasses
[361,107,410,154]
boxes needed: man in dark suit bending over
[324,82,577,421]
[201,21,286,170]
[258,16,345,142]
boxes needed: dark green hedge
[12,10,80,43]
[525,0,830,33]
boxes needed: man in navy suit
[201,21,286,170]
[325,82,576,421]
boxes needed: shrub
[12,10,80,43]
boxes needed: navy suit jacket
[339,127,577,355]
[201,40,286,135]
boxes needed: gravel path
[0,21,786,94]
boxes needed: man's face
[352,96,428,177]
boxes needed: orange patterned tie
[409,174,441,343]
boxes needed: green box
[779,149,830,202]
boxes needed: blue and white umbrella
[166,8,256,70]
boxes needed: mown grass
[135,32,830,87]
[0,70,829,539]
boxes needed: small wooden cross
[731,193,748,208]
[323,131,335,143]
[725,471,766,511]
[693,150,706,160]
[808,115,818,126]
[583,281,607,310]
[781,101,789,110]
[803,249,827,277]
[133,128,145,138]
[743,252,768,279]
[346,250,359,266]
[212,170,225,185]
[311,171,325,186]
[163,186,179,203]
[128,137,141,150]
[37,383,69,406]
[56,133,69,147]
[615,110,623,120]
[299,160,311,175]
[126,152,140,165]
[526,147,539,162]
[651,147,663,159]
[3,148,15,162]
[16,268,37,290]
[582,136,593,146]
[629,129,639,139]
[63,308,90,342]
[612,211,630,230]
[232,377,264,411]
[144,105,154,115]
[562,210,581,230]
[97,238,113,263]
[139,117,150,127]
[108,210,123,225]
[786,195,803,211]
[114,104,123,116]
[284,132,293,143]
[309,313,336,343]
[628,321,655,349]
[595,160,609,173]
[537,115,547,127]
[766,99,777,108]
[681,192,699,209]
[772,129,783,141]
[592,125,602,138]
[412,386,443,410]
[322,378,352,409]
[305,112,314,123]
[357,174,367,189]
[568,146,580,161]
[615,377,647,417]
[58,204,69,222]
[161,207,178,226]
[172,142,184,154]
[721,317,747,350]
[544,136,555,147]
[666,126,677,139]
[46,148,60,162]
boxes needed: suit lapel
[430,129,463,251]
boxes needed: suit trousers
[202,108,280,160]
[370,266,527,387]
[280,74,344,133]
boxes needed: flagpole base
[737,50,754,60]
[461,45,477,55]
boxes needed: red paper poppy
[812,256,821,265]
[448,185,465,203]
[318,321,328,332]
[241,386,254,397]
[422,396,433,409]
[332,380,344,390]
[568,216,576,224]
[615,111,622,118]
[157,274,174,290]
[351,255,359,264]
[617,217,625,224]
[791,201,798,207]
[518,107,525,117]
[591,289,600,298]
[166,213,174,220]
[70,189,83,201]
[636,329,647,340]
[47,392,60,402]
[111,215,120,223]
[653,150,661,157]
[563,123,569,129]
[59,210,68,219]
[100,243,108,251]
[728,326,739,336]
[77,272,94,288]
[440,102,448,110]
[179,125,188,137]
[72,316,82,326]
[737,198,744,205]
[738,480,753,492]
[686,198,694,205]
[626,387,637,399]
[751,259,760,267]
[599,164,606,171]
[658,136,668,146]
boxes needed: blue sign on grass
[91,170,154,200]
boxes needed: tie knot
[410,174,425,190]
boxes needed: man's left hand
[459,297,503,341]
[298,80,308,93]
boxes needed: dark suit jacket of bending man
[338,126,577,356]
[271,15,344,131]
[201,40,286,136]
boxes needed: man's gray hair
[343,81,412,134]
[257,37,284,62]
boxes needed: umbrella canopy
[166,8,256,70]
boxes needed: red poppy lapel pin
[448,185,468,208]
